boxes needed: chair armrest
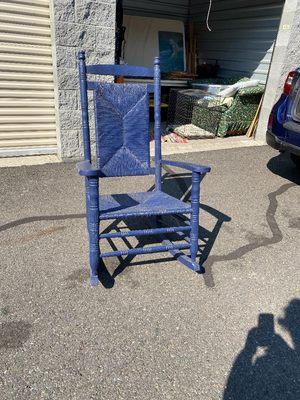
[161,159,211,174]
[77,160,104,177]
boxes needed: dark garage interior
[114,0,285,141]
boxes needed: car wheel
[290,153,300,167]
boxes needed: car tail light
[283,71,296,95]
[268,113,273,130]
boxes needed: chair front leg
[85,177,90,231]
[190,171,202,272]
[87,177,101,286]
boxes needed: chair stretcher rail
[99,208,192,220]
[99,226,191,240]
[100,243,190,258]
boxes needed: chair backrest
[78,51,162,185]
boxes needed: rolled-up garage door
[0,0,57,157]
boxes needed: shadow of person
[223,299,300,400]
[267,152,300,185]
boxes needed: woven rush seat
[99,191,192,220]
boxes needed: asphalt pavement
[0,146,299,400]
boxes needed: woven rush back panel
[94,83,150,177]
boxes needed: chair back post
[154,57,162,190]
[78,50,92,162]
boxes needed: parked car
[267,69,300,166]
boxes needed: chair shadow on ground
[223,299,300,399]
[98,167,231,288]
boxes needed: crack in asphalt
[163,166,296,288]
[0,179,296,289]
[0,214,85,233]
[203,183,296,288]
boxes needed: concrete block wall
[51,0,116,159]
[256,0,300,142]
[275,0,300,93]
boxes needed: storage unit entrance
[118,0,285,141]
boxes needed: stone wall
[256,0,300,142]
[51,0,116,159]
[275,0,300,94]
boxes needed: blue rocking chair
[77,51,211,286]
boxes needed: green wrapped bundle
[192,81,265,137]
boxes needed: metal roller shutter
[0,0,57,156]
[192,0,285,83]
[123,0,190,20]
